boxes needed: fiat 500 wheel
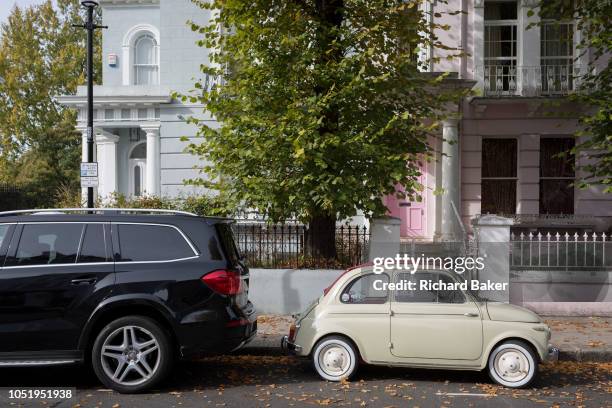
[487,340,538,388]
[312,336,359,381]
[92,316,173,393]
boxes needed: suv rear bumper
[177,302,257,358]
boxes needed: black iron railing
[233,223,369,269]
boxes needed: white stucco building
[59,0,611,241]
[59,0,217,200]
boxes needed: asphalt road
[1,350,610,408]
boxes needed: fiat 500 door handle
[71,277,97,285]
[464,312,479,317]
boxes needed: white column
[519,0,541,96]
[473,0,485,89]
[142,126,160,196]
[95,132,120,201]
[440,119,461,241]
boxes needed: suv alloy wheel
[92,316,173,393]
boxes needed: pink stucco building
[386,0,611,241]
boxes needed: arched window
[129,142,147,197]
[134,34,158,85]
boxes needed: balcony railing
[476,65,585,97]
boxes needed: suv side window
[78,224,108,263]
[116,224,196,262]
[0,224,9,247]
[7,223,84,266]
[341,273,389,304]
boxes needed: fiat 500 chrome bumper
[281,335,302,353]
[547,345,559,362]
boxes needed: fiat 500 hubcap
[494,349,530,382]
[319,344,350,376]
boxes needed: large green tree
[183,0,463,257]
[535,0,611,192]
[0,0,101,203]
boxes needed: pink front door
[383,173,426,238]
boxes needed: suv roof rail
[0,208,198,217]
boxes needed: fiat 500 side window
[341,273,389,304]
[394,272,465,304]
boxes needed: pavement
[249,315,612,363]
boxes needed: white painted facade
[58,0,611,240]
[59,0,218,201]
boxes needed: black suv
[0,208,256,393]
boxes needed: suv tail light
[201,269,242,295]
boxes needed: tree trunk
[307,213,337,260]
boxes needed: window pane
[482,180,517,215]
[217,224,241,264]
[78,224,107,263]
[117,224,195,262]
[484,1,517,20]
[540,179,574,214]
[10,224,83,266]
[437,274,465,304]
[130,143,146,159]
[135,36,155,64]
[540,138,575,177]
[395,272,436,302]
[135,66,158,86]
[0,225,9,248]
[482,139,517,177]
[342,273,388,304]
[134,165,141,196]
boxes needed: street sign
[81,162,98,177]
[81,176,99,188]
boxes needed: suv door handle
[464,312,479,317]
[71,277,97,285]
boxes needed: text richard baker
[373,279,508,291]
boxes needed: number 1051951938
[6,388,74,400]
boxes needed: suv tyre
[92,316,173,393]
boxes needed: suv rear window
[217,223,240,264]
[8,223,83,266]
[116,224,196,262]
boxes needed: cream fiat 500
[282,265,558,388]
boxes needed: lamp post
[76,0,106,208]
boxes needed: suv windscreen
[116,224,196,262]
[8,223,83,266]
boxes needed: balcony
[476,65,585,97]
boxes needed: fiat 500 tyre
[487,340,538,388]
[312,336,359,381]
[92,316,173,393]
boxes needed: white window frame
[483,1,520,95]
[122,24,160,86]
[540,20,576,95]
